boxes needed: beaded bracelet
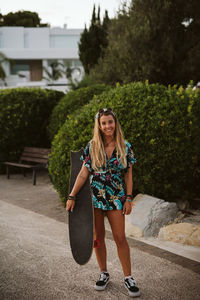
[126,194,133,202]
[126,199,133,202]
[126,194,133,199]
[68,195,76,201]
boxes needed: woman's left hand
[123,201,134,215]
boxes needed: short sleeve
[125,142,136,172]
[80,142,93,172]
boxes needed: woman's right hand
[66,199,75,212]
[66,164,89,213]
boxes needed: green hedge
[0,88,64,171]
[48,82,200,203]
[47,84,110,140]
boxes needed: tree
[90,13,131,85]
[91,0,200,86]
[61,60,82,89]
[0,11,49,27]
[78,5,110,74]
[180,0,200,84]
[101,10,110,50]
[43,60,82,86]
[0,52,11,86]
[43,61,63,83]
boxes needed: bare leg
[94,208,107,272]
[107,210,131,277]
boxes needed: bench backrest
[20,147,51,165]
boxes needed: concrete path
[0,172,200,300]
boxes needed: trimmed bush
[48,82,200,203]
[47,84,110,140]
[0,88,64,171]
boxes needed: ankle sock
[125,275,132,280]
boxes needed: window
[10,60,30,75]
[73,60,82,67]
[24,33,29,48]
[50,35,79,48]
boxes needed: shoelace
[99,272,107,281]
[127,277,136,287]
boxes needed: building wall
[0,27,82,52]
[0,26,84,87]
[1,27,24,49]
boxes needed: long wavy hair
[90,108,126,170]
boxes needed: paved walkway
[0,172,200,300]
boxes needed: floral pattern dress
[80,141,136,211]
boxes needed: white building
[0,26,84,90]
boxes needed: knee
[114,234,127,247]
[95,235,105,244]
[94,234,105,249]
[95,229,105,242]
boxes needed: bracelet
[126,194,133,202]
[68,195,76,201]
[126,199,133,202]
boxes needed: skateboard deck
[68,149,94,265]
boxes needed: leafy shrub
[48,82,200,203]
[47,84,110,140]
[0,88,64,171]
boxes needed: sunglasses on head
[98,108,113,113]
[96,108,115,119]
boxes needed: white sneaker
[124,277,141,297]
[94,272,110,291]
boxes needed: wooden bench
[4,147,51,185]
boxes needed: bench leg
[33,170,36,185]
[6,166,10,179]
[21,168,26,177]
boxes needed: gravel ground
[0,171,200,300]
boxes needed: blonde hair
[90,110,127,171]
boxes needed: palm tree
[42,61,64,83]
[62,60,82,89]
[0,52,10,86]
[63,60,81,80]
[42,60,82,87]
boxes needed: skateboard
[68,149,94,265]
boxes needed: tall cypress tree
[79,26,90,73]
[101,10,111,51]
[97,5,101,25]
[91,5,96,24]
[78,5,110,74]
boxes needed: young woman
[66,108,140,297]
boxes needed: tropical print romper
[80,141,136,211]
